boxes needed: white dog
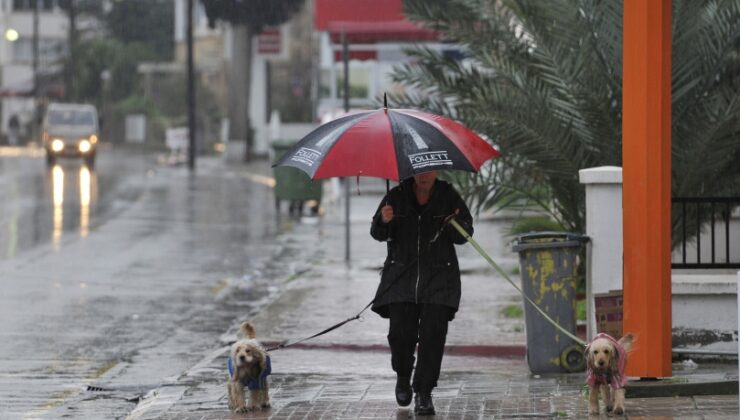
[227,322,271,413]
[585,332,634,415]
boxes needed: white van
[42,103,99,166]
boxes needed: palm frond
[396,0,740,241]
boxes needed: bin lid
[271,140,298,148]
[512,231,589,252]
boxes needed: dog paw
[613,406,624,415]
[235,406,251,413]
[261,402,272,409]
[606,404,613,412]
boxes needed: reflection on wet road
[0,146,139,259]
[50,164,97,249]
[0,148,282,418]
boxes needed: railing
[672,197,740,269]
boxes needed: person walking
[7,115,20,146]
[370,171,473,416]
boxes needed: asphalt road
[0,146,285,418]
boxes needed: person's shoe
[395,376,412,406]
[414,391,435,416]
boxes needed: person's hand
[443,209,460,224]
[381,204,394,224]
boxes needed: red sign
[257,28,281,55]
[315,0,437,43]
[315,0,405,29]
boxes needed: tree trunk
[229,24,254,161]
[65,0,78,100]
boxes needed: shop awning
[315,0,438,45]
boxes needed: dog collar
[228,355,272,390]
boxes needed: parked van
[42,103,99,166]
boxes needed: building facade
[0,0,69,144]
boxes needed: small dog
[586,332,634,415]
[227,321,271,413]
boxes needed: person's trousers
[387,302,451,393]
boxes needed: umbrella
[273,96,499,182]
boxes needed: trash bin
[512,232,589,374]
[271,140,323,216]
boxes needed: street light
[5,28,19,42]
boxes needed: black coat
[370,178,473,320]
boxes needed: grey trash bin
[512,232,589,374]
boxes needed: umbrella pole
[342,31,351,264]
[386,179,389,193]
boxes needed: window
[12,37,66,64]
[12,0,57,11]
[48,109,96,127]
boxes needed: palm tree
[390,0,740,240]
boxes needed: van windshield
[48,110,96,127]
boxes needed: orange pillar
[622,0,672,378]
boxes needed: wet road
[0,146,284,418]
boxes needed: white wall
[579,166,623,340]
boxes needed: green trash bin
[271,141,323,215]
[512,232,589,374]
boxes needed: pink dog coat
[586,333,627,389]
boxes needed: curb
[262,341,526,358]
[627,379,739,398]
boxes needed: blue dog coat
[228,355,272,390]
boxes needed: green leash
[449,219,587,347]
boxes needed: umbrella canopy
[273,105,499,182]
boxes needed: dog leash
[266,216,586,352]
[264,213,461,353]
[449,219,587,347]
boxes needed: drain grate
[87,385,114,392]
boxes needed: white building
[0,0,69,144]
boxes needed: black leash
[264,302,375,352]
[265,213,460,352]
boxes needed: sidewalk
[127,160,739,419]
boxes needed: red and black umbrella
[273,97,499,182]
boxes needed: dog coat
[228,355,272,390]
[586,333,627,389]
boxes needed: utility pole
[66,0,77,100]
[186,0,197,170]
[32,0,40,143]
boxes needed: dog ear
[258,351,267,372]
[619,333,634,352]
[609,345,620,373]
[585,344,594,370]
[230,352,241,381]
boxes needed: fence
[672,197,740,269]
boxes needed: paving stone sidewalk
[127,161,739,419]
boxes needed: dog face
[587,337,618,373]
[230,339,266,380]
